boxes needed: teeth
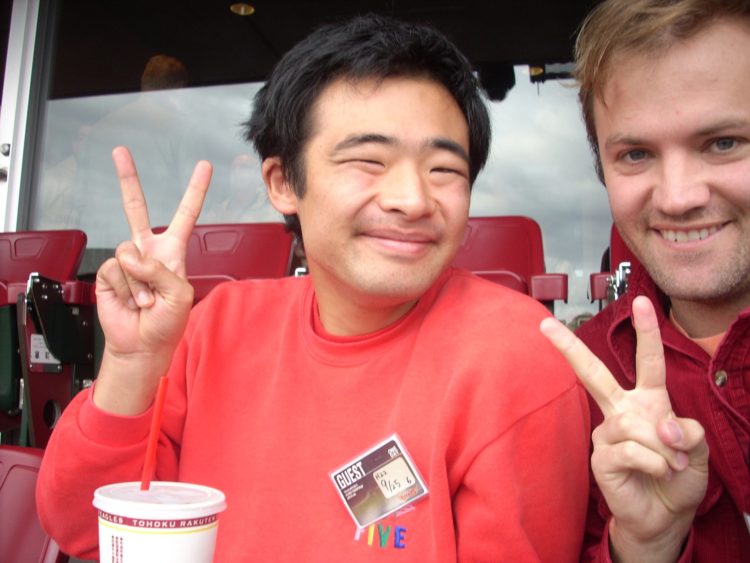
[660,226,719,242]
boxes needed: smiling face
[267,75,471,335]
[595,19,750,316]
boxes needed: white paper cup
[93,481,227,563]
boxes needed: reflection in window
[31,82,277,249]
[30,67,610,323]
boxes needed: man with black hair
[39,15,589,561]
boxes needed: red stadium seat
[0,229,86,285]
[0,230,94,448]
[0,445,68,562]
[153,223,295,302]
[452,216,568,309]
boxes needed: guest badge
[330,434,428,528]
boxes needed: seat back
[452,216,567,306]
[453,216,545,277]
[154,223,295,302]
[0,230,87,286]
[185,223,294,278]
[0,445,68,562]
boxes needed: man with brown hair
[541,0,750,561]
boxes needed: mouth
[360,228,437,255]
[658,224,723,243]
[363,227,437,244]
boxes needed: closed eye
[343,158,384,167]
[432,167,463,175]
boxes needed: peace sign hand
[540,296,709,563]
[93,147,212,415]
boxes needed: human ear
[262,157,298,214]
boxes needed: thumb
[657,416,709,466]
[118,249,194,310]
[115,243,155,308]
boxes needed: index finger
[540,316,623,417]
[165,160,212,242]
[112,146,152,241]
[631,295,667,392]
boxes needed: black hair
[244,13,491,240]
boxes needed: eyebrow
[603,134,643,150]
[695,118,750,137]
[333,133,395,152]
[333,133,470,164]
[604,118,750,149]
[430,138,470,165]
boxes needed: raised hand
[540,296,709,563]
[93,146,212,415]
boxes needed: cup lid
[93,481,226,519]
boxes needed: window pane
[473,67,611,323]
[31,81,279,249]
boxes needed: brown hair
[575,0,750,181]
[140,55,189,91]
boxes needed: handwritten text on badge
[373,457,415,499]
[329,434,428,528]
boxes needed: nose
[377,163,436,219]
[652,152,710,215]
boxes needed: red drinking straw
[140,375,170,491]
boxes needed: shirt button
[714,370,728,387]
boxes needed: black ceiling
[47,0,599,100]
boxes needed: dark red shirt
[576,263,750,562]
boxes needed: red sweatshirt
[38,268,590,562]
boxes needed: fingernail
[136,290,153,306]
[666,420,684,443]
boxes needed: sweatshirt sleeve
[453,383,591,562]
[36,382,182,560]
